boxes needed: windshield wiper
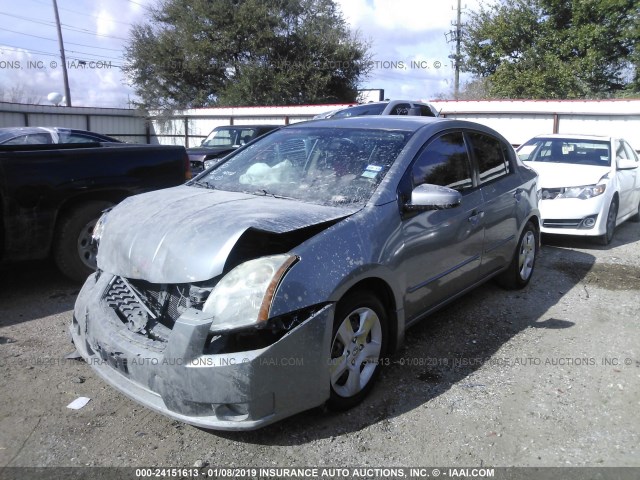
[254,189,295,200]
[190,180,215,190]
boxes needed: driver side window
[411,132,473,192]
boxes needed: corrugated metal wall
[0,102,150,144]
[431,100,640,150]
[3,100,639,149]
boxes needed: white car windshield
[202,128,256,147]
[200,127,412,206]
[518,138,611,167]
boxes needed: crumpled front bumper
[71,272,334,430]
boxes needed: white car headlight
[203,158,219,170]
[558,184,606,200]
[92,210,110,244]
[203,254,297,332]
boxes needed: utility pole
[454,0,462,99]
[52,0,72,106]
[446,0,464,99]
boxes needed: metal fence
[2,100,640,150]
[0,101,152,144]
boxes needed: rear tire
[53,201,113,282]
[496,221,538,290]
[328,291,388,411]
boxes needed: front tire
[53,201,113,282]
[596,199,618,245]
[328,291,388,411]
[629,198,640,223]
[496,220,538,290]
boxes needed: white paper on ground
[67,397,91,410]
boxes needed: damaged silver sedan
[71,117,540,430]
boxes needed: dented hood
[96,185,357,283]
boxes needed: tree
[123,0,371,110]
[462,0,639,99]
[0,84,42,105]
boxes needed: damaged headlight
[203,254,297,332]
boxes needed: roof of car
[0,126,121,143]
[291,115,452,131]
[531,133,613,141]
[213,125,280,129]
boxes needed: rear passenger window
[3,133,52,145]
[61,133,99,143]
[411,132,473,192]
[468,132,510,184]
[390,103,411,115]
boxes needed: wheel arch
[55,190,129,223]
[337,277,401,354]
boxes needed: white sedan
[517,134,640,244]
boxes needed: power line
[28,0,135,27]
[1,43,124,67]
[0,11,128,40]
[1,27,124,52]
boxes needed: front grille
[104,276,212,340]
[542,219,581,228]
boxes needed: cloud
[95,9,116,37]
[335,0,482,99]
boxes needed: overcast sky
[0,0,482,108]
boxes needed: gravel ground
[1,221,639,470]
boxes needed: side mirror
[405,184,462,211]
[617,158,638,170]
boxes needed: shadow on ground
[209,244,598,445]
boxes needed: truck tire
[53,201,113,282]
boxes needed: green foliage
[462,0,639,99]
[123,0,371,110]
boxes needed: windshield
[332,103,387,118]
[199,127,412,206]
[518,138,611,167]
[202,128,257,147]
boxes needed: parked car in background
[313,100,439,120]
[517,134,640,245]
[187,125,279,174]
[0,126,122,144]
[0,140,190,281]
[72,116,539,430]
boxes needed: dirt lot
[1,222,639,470]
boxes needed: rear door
[398,131,485,322]
[466,131,521,278]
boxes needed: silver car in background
[71,117,540,430]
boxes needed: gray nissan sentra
[71,116,540,430]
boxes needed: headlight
[203,158,219,170]
[203,254,297,332]
[557,184,606,199]
[92,210,110,244]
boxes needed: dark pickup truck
[0,141,190,280]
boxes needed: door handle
[468,210,484,225]
[514,188,524,202]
